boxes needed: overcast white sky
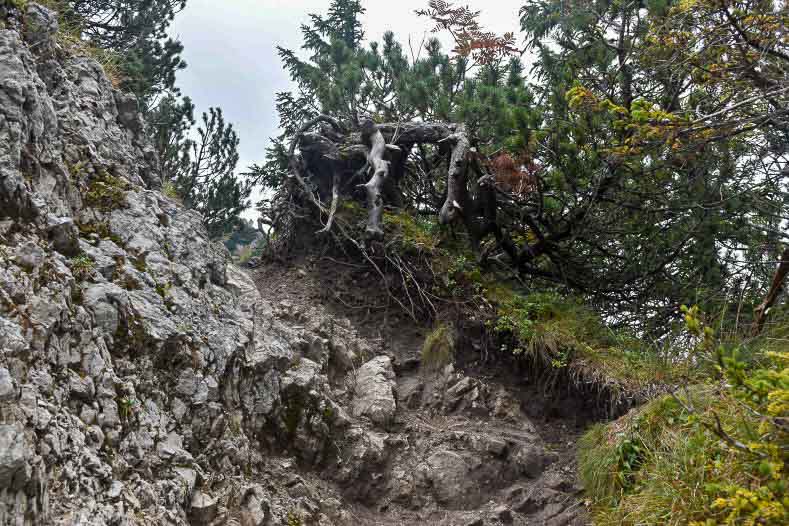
[169,0,525,213]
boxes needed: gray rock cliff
[0,4,347,524]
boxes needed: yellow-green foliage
[236,244,254,264]
[579,312,788,525]
[77,220,123,245]
[4,0,28,11]
[383,211,440,252]
[286,511,302,526]
[421,324,455,371]
[162,180,181,200]
[85,170,129,211]
[335,200,365,221]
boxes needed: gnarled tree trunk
[289,117,471,238]
[360,119,392,237]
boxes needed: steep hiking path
[251,261,593,525]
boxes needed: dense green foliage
[258,0,787,338]
[169,107,252,238]
[260,6,788,521]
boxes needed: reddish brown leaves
[416,0,520,64]
[488,153,539,197]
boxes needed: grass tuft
[578,323,788,526]
[70,253,94,281]
[421,324,455,371]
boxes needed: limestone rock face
[0,4,357,524]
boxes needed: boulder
[352,356,397,427]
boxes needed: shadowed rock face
[0,4,589,526]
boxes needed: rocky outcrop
[0,4,589,525]
[0,4,349,524]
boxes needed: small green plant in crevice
[226,412,243,436]
[155,282,175,310]
[132,254,147,273]
[154,281,171,299]
[162,241,175,261]
[67,160,86,180]
[70,253,95,281]
[322,404,335,425]
[421,324,455,371]
[286,511,302,526]
[117,396,138,425]
[84,170,130,212]
[76,220,124,246]
[162,180,180,200]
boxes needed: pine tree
[259,0,787,333]
[148,94,194,186]
[59,0,188,105]
[48,2,252,239]
[174,108,251,239]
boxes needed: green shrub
[286,511,302,526]
[77,220,124,245]
[5,0,28,11]
[383,210,440,252]
[155,282,171,298]
[483,286,682,392]
[85,170,129,211]
[162,180,181,200]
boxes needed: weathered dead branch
[752,247,789,334]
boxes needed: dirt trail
[252,261,592,525]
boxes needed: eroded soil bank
[249,260,594,525]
